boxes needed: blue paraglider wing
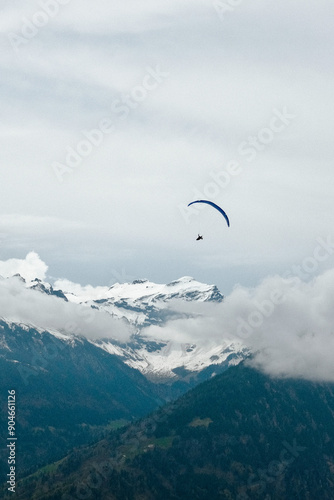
[187,200,230,227]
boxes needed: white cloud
[142,268,334,382]
[0,275,133,342]
[53,278,110,302]
[246,270,334,381]
[0,252,48,282]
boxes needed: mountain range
[10,362,334,500]
[27,275,248,383]
[1,273,334,499]
[0,275,246,479]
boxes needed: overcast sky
[1,0,334,293]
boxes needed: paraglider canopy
[188,200,230,227]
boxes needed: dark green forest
[7,363,334,499]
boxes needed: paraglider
[188,200,230,240]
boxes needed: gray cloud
[1,1,334,293]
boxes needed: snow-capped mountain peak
[3,273,246,383]
[50,276,224,308]
[102,276,223,305]
[63,276,224,332]
[28,278,68,301]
